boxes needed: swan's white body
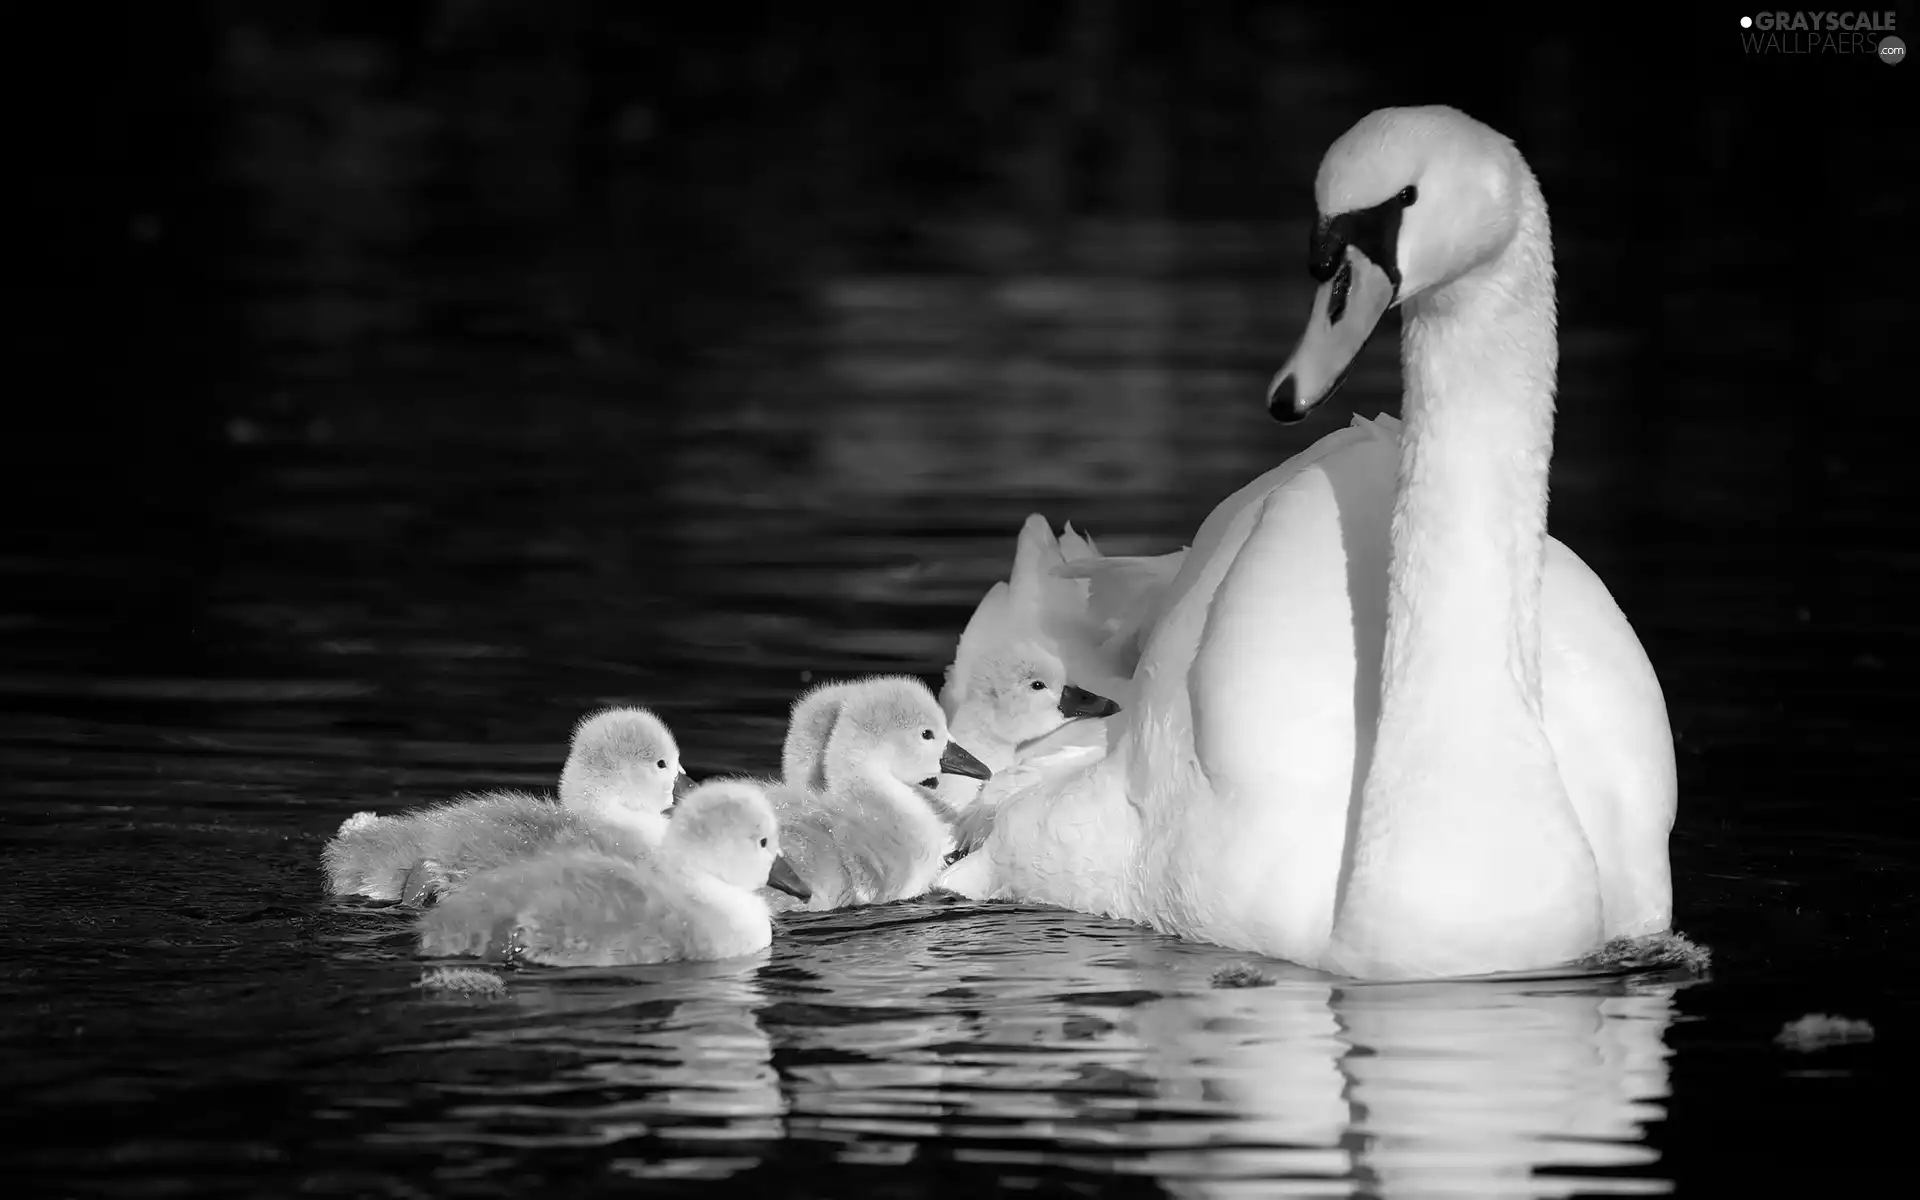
[943,106,1676,979]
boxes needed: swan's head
[557,707,694,817]
[1268,105,1530,423]
[667,779,810,900]
[950,639,1121,748]
[822,675,994,791]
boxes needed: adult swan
[942,106,1677,980]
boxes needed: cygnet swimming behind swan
[933,638,1119,855]
[964,514,1185,709]
[416,779,811,967]
[322,706,691,904]
[766,676,992,911]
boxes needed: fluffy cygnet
[416,779,810,966]
[322,706,689,904]
[766,675,992,911]
[930,637,1119,826]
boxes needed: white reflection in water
[1330,979,1673,1197]
[767,907,1678,1195]
[398,956,787,1183]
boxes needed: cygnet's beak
[671,770,695,803]
[1058,684,1121,720]
[766,855,811,902]
[939,740,993,781]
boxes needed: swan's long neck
[1330,162,1594,978]
[1380,170,1557,726]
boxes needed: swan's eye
[759,837,768,848]
[656,758,667,770]
[1029,680,1046,692]
[1398,184,1418,206]
[921,729,934,741]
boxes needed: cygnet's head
[557,707,693,817]
[1268,105,1533,423]
[822,676,993,791]
[667,779,811,900]
[950,639,1120,750]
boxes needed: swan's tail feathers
[1009,514,1059,594]
[1058,550,1186,634]
[1009,514,1089,619]
[1351,411,1404,440]
[1059,522,1101,562]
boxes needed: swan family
[322,106,1677,981]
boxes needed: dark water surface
[6,8,1915,1196]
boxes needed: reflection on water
[761,910,1679,1196]
[390,958,787,1179]
[3,876,1683,1194]
[9,4,1914,1196]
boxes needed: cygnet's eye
[656,758,667,770]
[1028,680,1046,691]
[759,837,768,848]
[1398,184,1418,206]
[921,729,934,741]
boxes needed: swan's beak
[1058,684,1120,720]
[939,740,993,781]
[766,855,811,902]
[671,770,695,802]
[1267,247,1396,424]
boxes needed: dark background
[36,3,1917,476]
[25,1,1913,762]
[4,2,1914,1195]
